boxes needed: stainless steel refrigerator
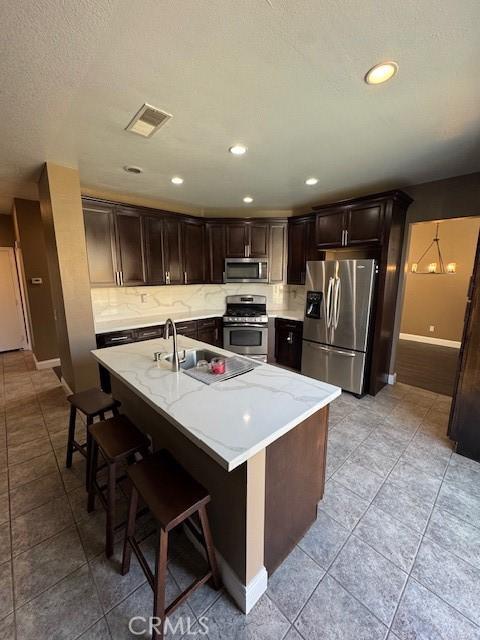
[301,259,376,395]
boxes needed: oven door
[224,259,269,283]
[223,324,268,355]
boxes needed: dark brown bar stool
[66,388,121,489]
[121,450,221,640]
[87,415,150,557]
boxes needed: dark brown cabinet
[163,218,183,285]
[206,222,226,283]
[315,210,345,249]
[287,217,315,285]
[144,216,165,285]
[225,221,269,258]
[197,317,223,347]
[115,209,147,285]
[269,223,287,283]
[182,219,206,284]
[249,223,269,258]
[347,203,384,245]
[275,318,303,371]
[83,203,117,286]
[226,223,248,257]
[175,320,198,339]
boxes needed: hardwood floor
[395,339,459,396]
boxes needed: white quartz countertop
[92,336,340,471]
[94,308,304,334]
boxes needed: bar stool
[121,450,221,640]
[87,415,150,557]
[66,388,121,489]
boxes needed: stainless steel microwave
[224,258,269,283]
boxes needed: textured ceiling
[0,0,479,214]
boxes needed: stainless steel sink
[163,349,223,371]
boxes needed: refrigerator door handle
[333,277,341,329]
[308,343,356,357]
[326,277,334,327]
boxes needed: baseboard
[60,376,73,395]
[183,523,267,613]
[399,333,461,349]
[32,354,61,370]
[387,372,397,385]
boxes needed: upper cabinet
[115,208,147,286]
[144,215,165,285]
[314,200,384,248]
[346,203,384,245]
[269,222,287,283]
[162,217,183,285]
[206,222,226,283]
[225,221,269,258]
[83,203,117,286]
[182,218,206,284]
[226,223,248,257]
[287,217,315,285]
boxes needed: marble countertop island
[91,336,340,471]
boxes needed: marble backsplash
[91,283,306,321]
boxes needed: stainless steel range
[223,295,268,362]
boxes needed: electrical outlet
[429,325,435,333]
[140,293,148,304]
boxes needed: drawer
[176,320,198,337]
[97,330,136,348]
[135,325,164,341]
[197,318,216,330]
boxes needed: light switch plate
[31,277,43,285]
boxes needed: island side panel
[111,376,249,584]
[264,406,328,575]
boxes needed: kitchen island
[92,336,340,612]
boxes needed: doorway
[0,246,27,352]
[395,216,480,395]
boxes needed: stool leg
[65,406,76,468]
[121,485,139,576]
[85,416,93,491]
[199,506,221,589]
[106,461,116,558]
[87,440,98,513]
[112,405,120,417]
[152,529,169,640]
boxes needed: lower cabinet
[197,317,223,348]
[274,318,303,371]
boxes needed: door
[163,218,183,284]
[224,325,268,355]
[301,340,367,395]
[183,220,206,284]
[226,223,247,257]
[83,204,117,286]
[206,223,226,283]
[248,223,269,258]
[330,259,376,352]
[303,260,336,345]
[0,248,26,351]
[315,212,345,248]
[269,223,287,283]
[448,232,480,459]
[347,204,384,245]
[115,209,146,285]
[144,216,165,285]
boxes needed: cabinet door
[115,209,146,285]
[347,204,384,245]
[248,223,269,258]
[175,320,198,339]
[315,211,345,248]
[83,204,117,286]
[206,223,226,283]
[163,218,183,284]
[269,223,287,283]
[275,319,303,370]
[226,223,247,257]
[183,220,206,284]
[144,216,165,285]
[287,218,308,284]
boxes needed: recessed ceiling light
[123,165,143,174]
[243,196,253,204]
[305,177,318,186]
[229,144,247,156]
[171,176,184,185]
[364,61,398,85]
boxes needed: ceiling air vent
[125,103,172,138]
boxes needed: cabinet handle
[341,230,345,246]
[120,271,124,286]
[344,229,348,245]
[110,335,129,342]
[165,271,170,285]
[184,271,188,285]
[287,331,293,344]
[114,271,119,286]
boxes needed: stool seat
[68,387,120,417]
[89,416,150,463]
[127,450,210,531]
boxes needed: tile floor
[1,350,480,639]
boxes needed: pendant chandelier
[410,222,456,274]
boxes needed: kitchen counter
[91,335,339,612]
[94,308,304,334]
[92,336,339,471]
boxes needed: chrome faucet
[164,318,180,371]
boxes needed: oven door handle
[224,323,267,328]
